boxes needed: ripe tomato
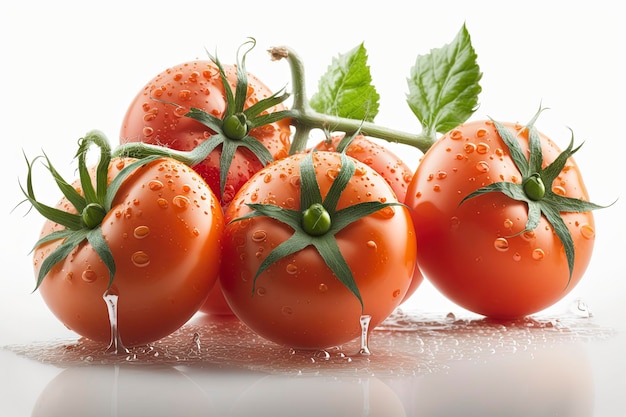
[220,151,417,349]
[33,156,224,346]
[405,119,597,318]
[312,134,414,202]
[119,59,292,208]
[312,133,423,303]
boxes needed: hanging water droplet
[358,315,372,355]
[103,289,129,355]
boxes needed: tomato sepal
[459,109,610,285]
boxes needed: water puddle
[4,301,616,377]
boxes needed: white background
[2,1,625,415]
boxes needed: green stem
[269,46,434,154]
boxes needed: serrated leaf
[310,43,380,122]
[407,23,482,136]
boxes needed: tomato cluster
[22,36,606,352]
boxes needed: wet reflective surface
[3,300,623,416]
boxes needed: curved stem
[269,46,434,154]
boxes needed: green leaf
[310,43,380,122]
[86,228,116,288]
[35,229,88,290]
[407,23,482,137]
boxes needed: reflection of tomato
[220,151,417,349]
[32,366,212,416]
[230,376,407,417]
[34,157,224,346]
[405,119,597,318]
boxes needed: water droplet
[358,315,372,355]
[513,252,522,262]
[532,248,545,261]
[450,129,463,140]
[133,225,150,239]
[142,127,154,137]
[552,185,567,196]
[172,195,190,209]
[522,230,536,241]
[392,289,401,298]
[476,142,490,154]
[433,184,441,192]
[375,206,395,219]
[131,251,151,267]
[580,224,595,239]
[326,168,339,181]
[475,161,490,173]
[157,198,168,209]
[263,173,272,183]
[256,287,267,296]
[318,283,328,293]
[81,269,97,283]
[285,263,298,275]
[251,230,267,242]
[464,143,477,153]
[450,216,461,229]
[503,219,514,229]
[366,240,377,250]
[148,180,164,191]
[115,160,126,170]
[475,127,489,138]
[494,238,509,251]
[289,175,301,188]
[281,306,294,316]
[436,171,448,179]
[103,289,129,355]
[570,298,593,318]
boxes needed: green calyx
[231,133,403,311]
[113,37,291,199]
[20,130,160,290]
[460,107,608,285]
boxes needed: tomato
[405,118,599,318]
[220,151,417,349]
[312,133,423,303]
[312,134,414,202]
[119,59,292,208]
[32,153,224,346]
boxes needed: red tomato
[220,151,417,349]
[312,134,414,202]
[119,59,292,208]
[405,119,596,318]
[312,133,423,303]
[33,157,224,346]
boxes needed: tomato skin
[312,134,423,303]
[220,152,417,349]
[312,134,413,202]
[405,120,595,318]
[34,158,224,346]
[119,60,292,208]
